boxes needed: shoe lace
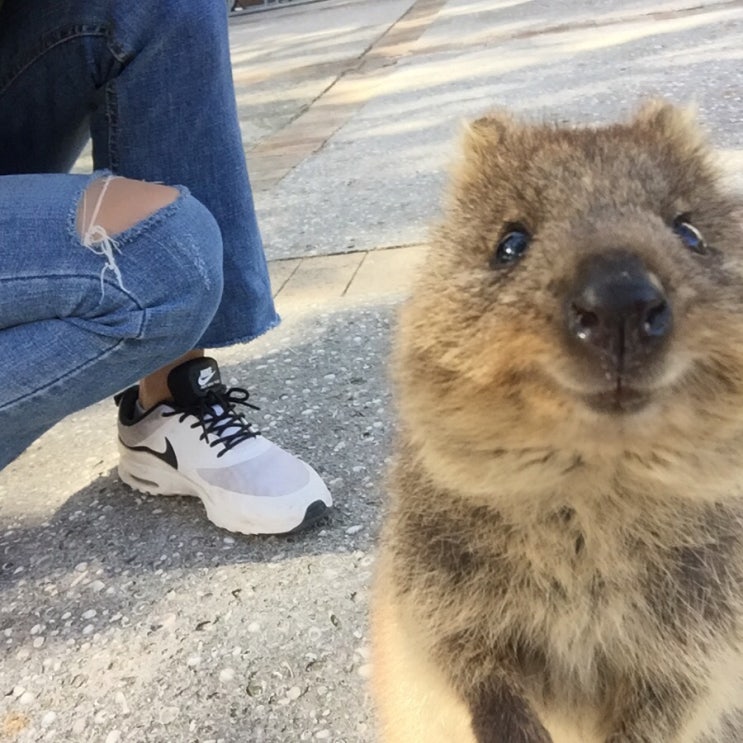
[163,384,260,457]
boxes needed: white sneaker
[116,357,332,535]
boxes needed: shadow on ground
[0,301,396,743]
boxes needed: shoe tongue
[167,357,223,407]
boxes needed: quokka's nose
[565,252,672,372]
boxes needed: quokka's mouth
[581,378,652,414]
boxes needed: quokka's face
[397,102,743,458]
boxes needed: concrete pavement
[2,1,742,741]
[244,0,743,261]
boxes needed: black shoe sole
[288,500,331,534]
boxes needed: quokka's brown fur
[371,101,743,743]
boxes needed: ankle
[138,382,171,410]
[139,350,205,408]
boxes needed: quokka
[371,101,743,743]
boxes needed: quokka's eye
[490,225,531,268]
[673,214,707,255]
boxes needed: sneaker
[116,357,332,535]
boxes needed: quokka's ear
[460,111,517,160]
[449,111,523,195]
[632,99,707,151]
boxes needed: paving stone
[344,245,428,299]
[268,258,302,296]
[275,252,364,308]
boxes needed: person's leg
[79,178,208,410]
[80,1,331,531]
[0,0,277,348]
[0,173,224,469]
[0,0,331,531]
[100,0,280,347]
[0,1,112,174]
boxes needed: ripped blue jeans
[0,0,279,469]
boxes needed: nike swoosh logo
[120,437,178,469]
[198,369,217,388]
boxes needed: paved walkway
[243,0,447,192]
[238,0,743,270]
[241,0,442,308]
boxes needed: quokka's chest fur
[388,456,743,705]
